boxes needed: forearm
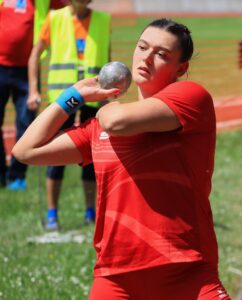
[97,98,181,136]
[28,50,40,94]
[28,40,47,94]
[12,104,69,164]
[13,77,121,165]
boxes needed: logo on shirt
[99,131,109,140]
[4,0,26,11]
[76,38,86,55]
[217,288,228,299]
[65,97,79,109]
[15,0,27,13]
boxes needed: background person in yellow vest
[0,0,68,190]
[28,0,111,230]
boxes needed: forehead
[139,26,180,51]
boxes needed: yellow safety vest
[48,6,111,106]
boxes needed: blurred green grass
[210,130,242,296]
[1,16,242,299]
[0,164,96,300]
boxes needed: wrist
[56,87,84,115]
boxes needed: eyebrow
[139,39,172,53]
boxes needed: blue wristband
[56,86,84,115]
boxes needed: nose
[142,50,153,65]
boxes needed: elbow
[100,119,118,135]
[99,111,126,136]
[11,144,30,164]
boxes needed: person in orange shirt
[28,0,111,230]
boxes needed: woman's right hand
[73,77,120,103]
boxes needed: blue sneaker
[85,208,96,224]
[46,209,59,231]
[45,218,59,231]
[7,178,27,190]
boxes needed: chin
[133,74,149,86]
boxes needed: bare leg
[46,178,62,209]
[45,178,62,230]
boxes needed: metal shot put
[99,61,132,95]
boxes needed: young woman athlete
[13,19,230,299]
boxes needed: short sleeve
[39,13,51,46]
[153,81,216,133]
[65,118,95,166]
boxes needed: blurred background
[3,0,242,157]
[1,1,242,299]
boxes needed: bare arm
[27,39,48,110]
[12,78,120,165]
[97,97,181,136]
[11,103,82,165]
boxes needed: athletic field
[1,16,242,299]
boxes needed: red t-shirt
[67,80,218,277]
[0,0,69,66]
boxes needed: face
[132,26,188,97]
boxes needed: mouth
[137,66,151,76]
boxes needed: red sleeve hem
[153,94,186,132]
[65,127,92,166]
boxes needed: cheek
[155,60,177,76]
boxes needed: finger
[28,101,39,111]
[101,88,120,98]
[35,98,41,104]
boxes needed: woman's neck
[138,86,160,100]
[138,78,178,100]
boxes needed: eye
[138,44,147,51]
[157,52,165,58]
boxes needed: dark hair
[144,18,194,62]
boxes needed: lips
[137,66,151,76]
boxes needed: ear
[177,61,189,78]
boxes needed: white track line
[214,96,242,107]
[228,266,242,277]
[217,118,242,129]
[27,230,85,244]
